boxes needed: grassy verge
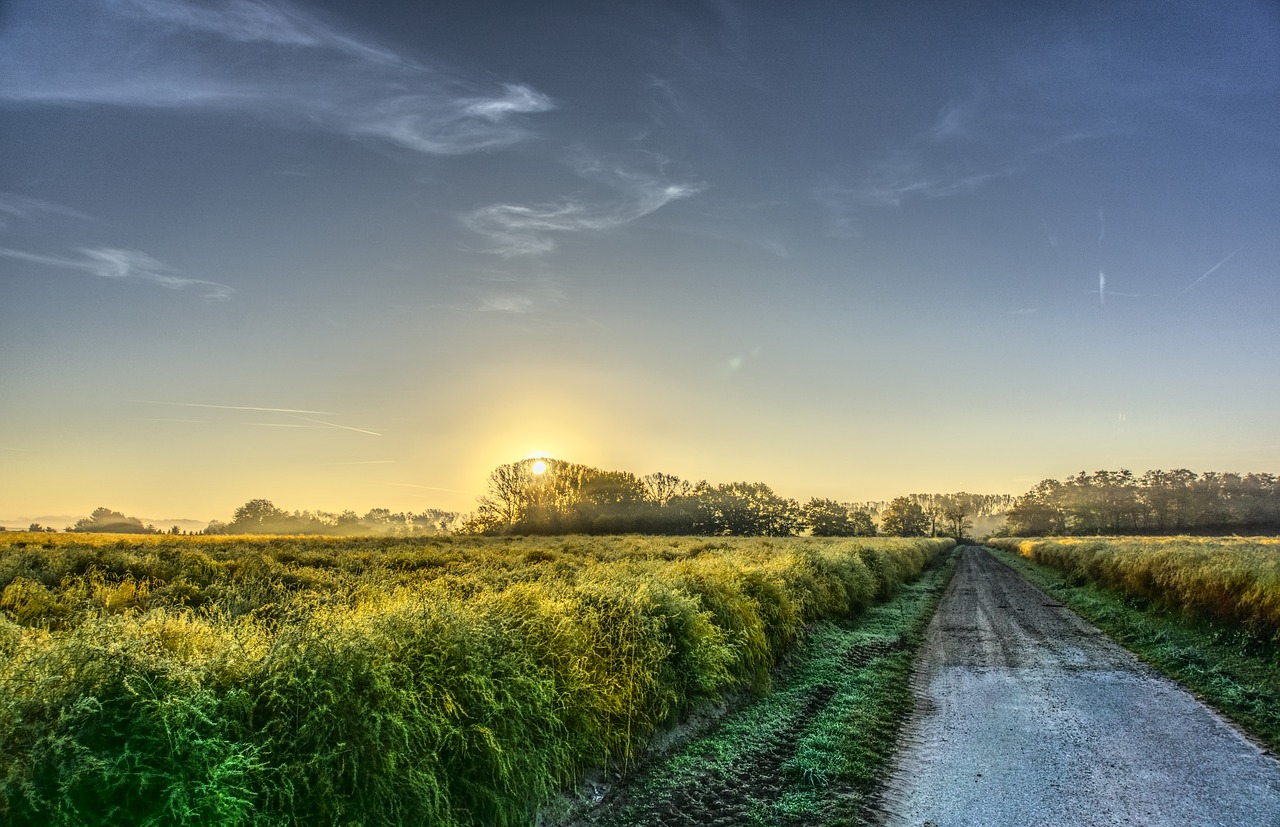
[568,547,958,827]
[986,545,1280,753]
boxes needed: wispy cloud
[929,98,973,142]
[0,247,234,299]
[109,0,403,63]
[462,159,705,256]
[817,21,1242,234]
[0,0,554,155]
[0,192,94,228]
[477,293,538,313]
[832,153,1021,210]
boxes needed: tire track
[876,546,1280,826]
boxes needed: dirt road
[877,546,1280,826]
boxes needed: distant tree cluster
[66,507,159,534]
[462,458,879,537]
[1003,470,1280,536]
[203,500,460,536]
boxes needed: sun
[531,459,548,475]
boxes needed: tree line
[203,500,460,536]
[50,503,460,536]
[40,460,1008,539]
[1003,469,1280,536]
[463,457,992,538]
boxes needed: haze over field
[1,0,1277,522]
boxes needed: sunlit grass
[0,532,952,826]
[987,536,1280,645]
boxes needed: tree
[467,458,652,534]
[230,499,289,532]
[642,472,691,506]
[803,497,857,536]
[939,493,974,540]
[1004,480,1067,536]
[694,482,802,536]
[913,494,944,536]
[68,507,156,534]
[880,496,928,537]
[470,461,538,532]
[848,510,877,536]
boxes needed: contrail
[283,414,382,437]
[1099,271,1106,306]
[388,482,477,495]
[139,400,337,415]
[1175,249,1240,299]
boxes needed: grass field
[986,538,1280,751]
[0,532,952,826]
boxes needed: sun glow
[531,459,548,475]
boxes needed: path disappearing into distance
[877,546,1280,827]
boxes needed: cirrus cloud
[0,0,554,156]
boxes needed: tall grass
[0,533,952,826]
[987,536,1280,646]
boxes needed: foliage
[0,532,952,826]
[802,498,876,537]
[203,501,459,536]
[693,482,802,537]
[1003,469,1280,536]
[579,551,957,826]
[880,496,928,537]
[67,508,158,535]
[987,536,1280,646]
[465,459,807,537]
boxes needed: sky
[2,0,1278,525]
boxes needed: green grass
[0,533,953,826]
[986,545,1280,753]
[575,548,957,827]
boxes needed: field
[0,532,952,826]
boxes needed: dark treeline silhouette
[462,457,989,537]
[462,459,819,536]
[203,499,460,536]
[1003,469,1280,536]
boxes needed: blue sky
[2,0,1278,523]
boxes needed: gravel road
[877,546,1280,827]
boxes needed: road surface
[877,546,1280,827]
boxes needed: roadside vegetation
[565,548,958,827]
[987,537,1280,751]
[0,532,952,826]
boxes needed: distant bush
[0,533,952,826]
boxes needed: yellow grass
[988,536,1280,644]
